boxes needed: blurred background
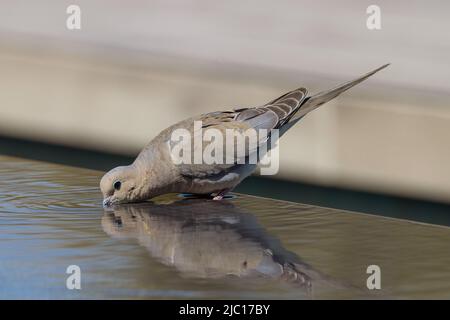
[0,0,449,219]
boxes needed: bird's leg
[212,189,231,200]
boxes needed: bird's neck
[132,142,179,200]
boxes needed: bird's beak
[103,197,113,208]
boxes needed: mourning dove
[101,64,389,206]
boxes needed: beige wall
[0,0,449,203]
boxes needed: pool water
[0,155,449,299]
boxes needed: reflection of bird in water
[101,197,319,290]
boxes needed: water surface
[0,155,449,299]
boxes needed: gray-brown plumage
[100,64,389,206]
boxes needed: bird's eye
[113,181,121,191]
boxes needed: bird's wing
[170,64,389,180]
[171,88,308,179]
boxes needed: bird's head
[100,165,139,207]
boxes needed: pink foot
[212,189,231,200]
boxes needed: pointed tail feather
[281,64,389,134]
